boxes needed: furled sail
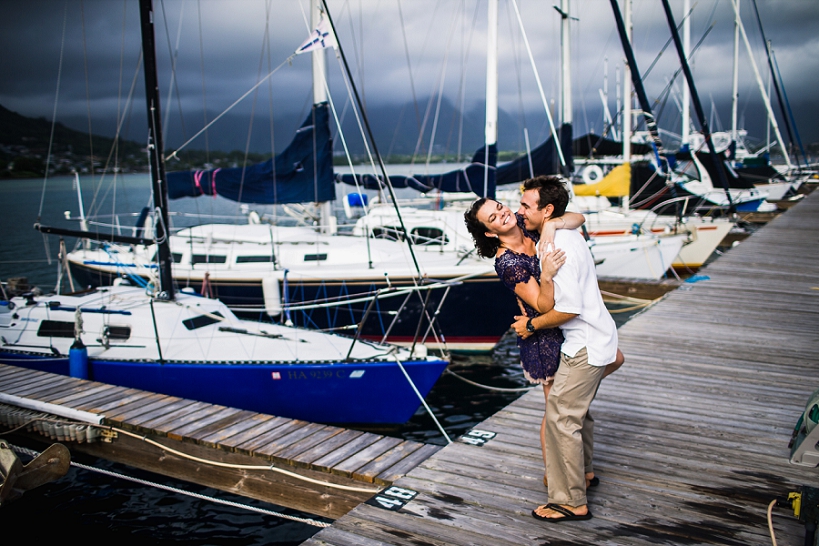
[572,132,652,158]
[496,123,574,187]
[336,144,498,198]
[167,102,334,204]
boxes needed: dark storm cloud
[1,0,817,153]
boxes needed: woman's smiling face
[476,199,516,237]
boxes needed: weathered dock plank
[306,189,819,544]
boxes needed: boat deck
[0,365,439,518]
[303,190,819,543]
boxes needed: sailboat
[343,0,686,281]
[63,2,514,354]
[4,0,448,425]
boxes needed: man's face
[517,189,550,231]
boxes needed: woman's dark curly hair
[464,198,501,258]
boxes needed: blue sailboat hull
[0,353,448,424]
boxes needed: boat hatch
[37,321,74,338]
[103,325,131,341]
[182,311,224,330]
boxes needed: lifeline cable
[8,443,330,528]
[445,369,532,393]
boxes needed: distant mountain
[0,104,144,159]
[2,98,554,168]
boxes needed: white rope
[9,443,330,528]
[111,427,379,494]
[1,413,379,495]
[767,499,778,546]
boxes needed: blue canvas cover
[496,123,574,187]
[167,103,335,204]
[337,145,497,198]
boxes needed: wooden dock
[0,365,439,519]
[303,189,819,545]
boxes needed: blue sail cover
[167,103,335,204]
[496,123,574,187]
[336,145,497,198]
[573,132,651,157]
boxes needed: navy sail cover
[336,124,575,199]
[496,123,573,187]
[336,145,498,198]
[167,103,335,204]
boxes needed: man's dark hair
[464,198,501,258]
[522,175,569,217]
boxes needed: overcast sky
[1,0,817,156]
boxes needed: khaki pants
[545,347,605,507]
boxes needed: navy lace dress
[494,219,563,384]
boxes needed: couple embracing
[464,175,623,523]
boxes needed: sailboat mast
[312,0,334,234]
[559,0,572,127]
[609,0,663,170]
[681,0,691,147]
[485,0,498,197]
[659,0,734,210]
[139,0,174,301]
[731,0,740,144]
[620,0,632,210]
[728,0,791,170]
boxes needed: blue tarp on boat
[336,145,498,198]
[496,123,574,187]
[167,103,335,204]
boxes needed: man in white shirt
[514,175,619,523]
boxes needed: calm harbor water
[0,175,642,544]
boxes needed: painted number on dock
[366,486,418,511]
[459,429,496,446]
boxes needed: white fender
[262,277,282,317]
[582,165,604,185]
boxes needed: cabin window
[192,254,227,264]
[411,227,448,246]
[150,251,184,264]
[236,255,274,263]
[104,325,131,340]
[304,253,327,262]
[372,226,404,241]
[37,320,75,338]
[182,311,224,330]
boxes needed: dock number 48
[366,486,418,511]
[459,429,497,446]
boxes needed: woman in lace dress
[464,197,586,479]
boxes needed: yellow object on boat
[574,163,631,197]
